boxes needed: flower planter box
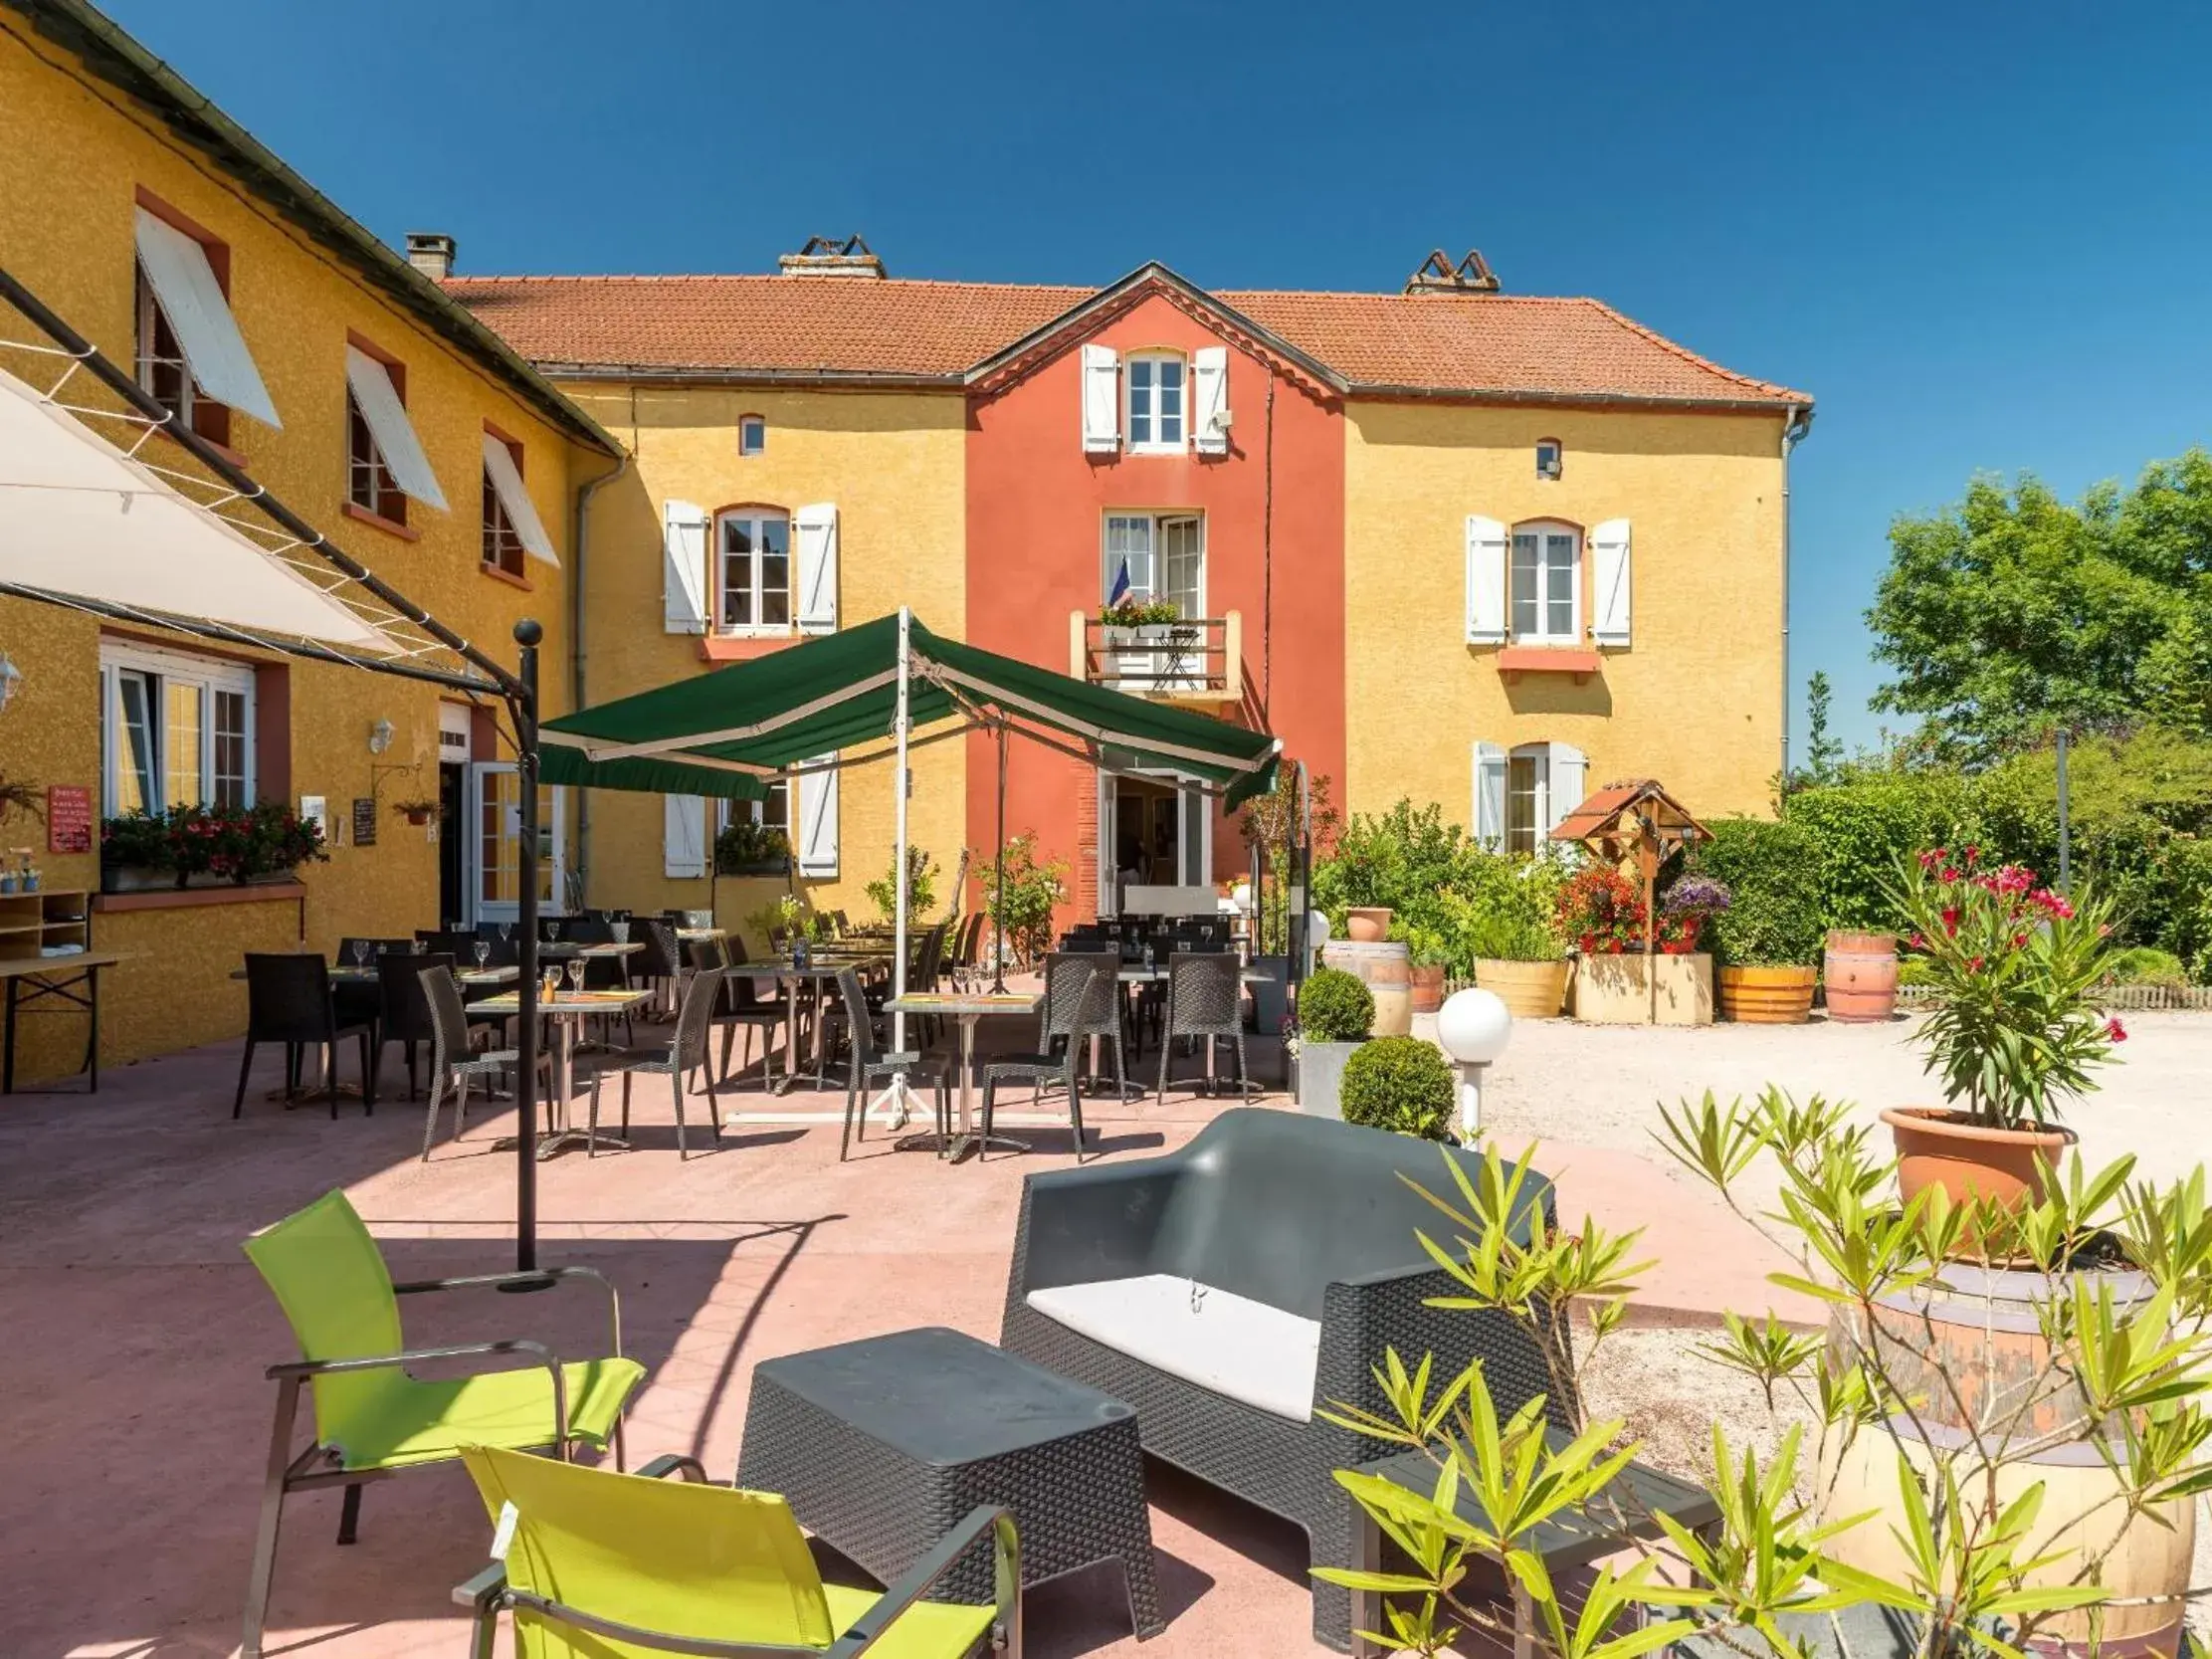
[1716,963,1817,1024]
[1472,958,1569,1019]
[717,857,793,878]
[1572,952,1712,1026]
[101,864,302,895]
[1294,1038,1363,1118]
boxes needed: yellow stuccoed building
[0,6,616,1076]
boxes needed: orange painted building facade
[963,283,1345,917]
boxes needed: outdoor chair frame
[582,966,725,1158]
[826,966,950,1160]
[240,1191,640,1659]
[234,952,375,1120]
[452,1450,1021,1659]
[977,955,1109,1162]
[1154,950,1253,1103]
[418,964,522,1159]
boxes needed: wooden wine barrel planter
[1320,939,1412,1036]
[1473,958,1569,1019]
[1820,1260,2195,1658]
[1715,964,1816,1023]
[1823,929,1900,1021]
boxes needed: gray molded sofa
[999,1107,1567,1651]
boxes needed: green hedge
[1340,1036,1457,1141]
[1688,818,1827,966]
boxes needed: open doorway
[1098,771,1210,915]
[437,758,465,926]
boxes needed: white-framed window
[721,781,791,837]
[101,641,256,817]
[1506,744,1548,856]
[1475,739,1585,856]
[1103,512,1204,617]
[738,415,766,457]
[1535,439,1563,480]
[1510,519,1580,644]
[1124,353,1186,453]
[717,508,792,632]
[134,262,206,436]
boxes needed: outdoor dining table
[723,951,896,1094]
[227,961,518,988]
[469,984,653,1158]
[885,989,1043,1161]
[1108,961,1269,1064]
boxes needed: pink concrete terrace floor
[0,1022,1787,1659]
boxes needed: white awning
[344,346,446,511]
[482,432,557,564]
[0,365,386,647]
[132,208,282,429]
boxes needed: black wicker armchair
[999,1107,1566,1651]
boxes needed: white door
[1096,770,1117,918]
[1178,782,1212,886]
[468,761,566,926]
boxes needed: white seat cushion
[1026,1274,1320,1423]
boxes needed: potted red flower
[1881,846,2124,1216]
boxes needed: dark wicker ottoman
[737,1326,1164,1640]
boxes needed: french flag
[1108,556,1132,607]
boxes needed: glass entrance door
[467,761,563,926]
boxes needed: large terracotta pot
[1821,1257,2192,1658]
[1823,929,1899,1021]
[1407,962,1446,1015]
[1715,963,1816,1023]
[1344,906,1392,942]
[1881,1106,2076,1214]
[1319,939,1412,1036]
[1473,958,1568,1019]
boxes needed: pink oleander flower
[2106,1017,2128,1044]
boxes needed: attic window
[739,415,765,457]
[1535,440,1563,481]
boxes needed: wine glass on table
[474,939,491,972]
[350,938,370,971]
[566,957,587,1001]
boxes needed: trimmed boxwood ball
[1339,1035,1457,1141]
[1298,967,1374,1041]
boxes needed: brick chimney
[405,232,457,281]
[1404,248,1501,296]
[778,235,887,279]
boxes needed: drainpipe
[1778,405,1808,799]
[569,448,631,905]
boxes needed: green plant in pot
[714,815,791,876]
[1456,869,1569,1019]
[1338,1035,1457,1142]
[864,845,937,922]
[1690,816,1826,1023]
[1882,846,2124,1219]
[1293,966,1371,1120]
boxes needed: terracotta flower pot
[1880,1106,2077,1215]
[1408,962,1446,1014]
[1344,906,1392,942]
[1823,930,1899,1021]
[1716,963,1817,1023]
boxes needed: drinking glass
[350,939,369,969]
[611,921,631,944]
[544,922,559,945]
[474,940,491,970]
[411,936,427,953]
[566,957,586,993]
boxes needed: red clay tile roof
[444,271,1811,408]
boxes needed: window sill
[95,879,306,915]
[1496,646,1603,684]
[700,633,800,663]
[1122,444,1188,458]
[479,560,533,592]
[342,501,419,542]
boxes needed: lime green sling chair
[238,1189,646,1659]
[455,1444,1022,1659]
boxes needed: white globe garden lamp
[1435,987,1511,1138]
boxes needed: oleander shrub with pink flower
[1887,845,2124,1129]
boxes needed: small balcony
[1071,610,1244,704]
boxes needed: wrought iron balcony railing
[1069,610,1243,703]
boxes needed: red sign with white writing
[47,784,92,855]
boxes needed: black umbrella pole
[512,619,543,1273]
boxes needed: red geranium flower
[2106,1017,2127,1043]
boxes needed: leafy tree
[1799,670,1844,787]
[1867,453,2212,758]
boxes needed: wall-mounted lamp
[0,654,22,715]
[367,719,396,755]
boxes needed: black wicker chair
[999,1109,1565,1651]
[580,968,724,1159]
[1154,950,1251,1102]
[976,954,1110,1161]
[373,951,454,1102]
[234,954,375,1120]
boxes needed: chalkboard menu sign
[352,797,377,848]
[47,784,92,854]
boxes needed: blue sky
[100,0,2212,754]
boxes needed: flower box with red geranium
[99,803,329,892]
[1881,844,2124,1220]
[1555,864,1717,1024]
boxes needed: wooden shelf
[0,891,92,961]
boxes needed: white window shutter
[794,503,839,634]
[482,434,557,564]
[798,756,840,877]
[1081,344,1120,453]
[1591,518,1632,646]
[1191,346,1229,455]
[1466,516,1508,644]
[1546,742,1587,841]
[663,794,706,879]
[343,346,447,511]
[662,499,709,634]
[132,208,282,428]
[1473,741,1508,850]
